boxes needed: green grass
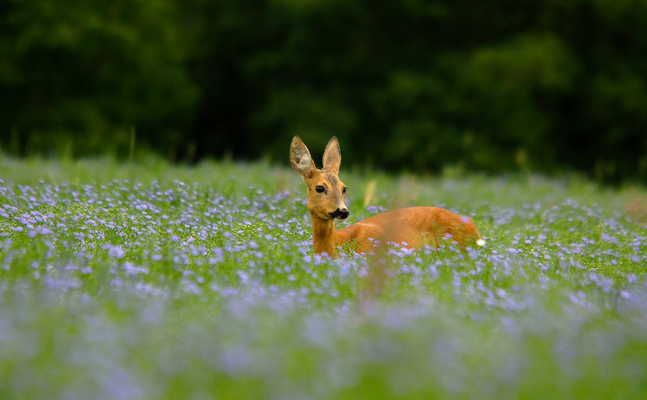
[0,155,646,399]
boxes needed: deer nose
[329,208,349,219]
[331,208,349,219]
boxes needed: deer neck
[310,212,338,256]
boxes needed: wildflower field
[1,157,646,399]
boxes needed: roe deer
[290,136,483,256]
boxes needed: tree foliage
[1,0,646,182]
[0,0,197,156]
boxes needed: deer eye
[342,187,347,194]
[315,185,325,193]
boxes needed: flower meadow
[1,157,647,399]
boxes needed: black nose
[330,208,349,219]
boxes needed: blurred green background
[1,0,646,182]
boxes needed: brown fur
[290,136,481,256]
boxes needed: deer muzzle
[329,208,349,219]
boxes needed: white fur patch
[296,154,312,171]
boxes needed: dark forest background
[1,0,646,182]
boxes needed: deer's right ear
[290,136,316,178]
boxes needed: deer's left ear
[322,136,341,174]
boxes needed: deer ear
[322,136,341,174]
[290,136,316,178]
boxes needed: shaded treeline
[1,0,646,182]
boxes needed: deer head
[290,136,349,221]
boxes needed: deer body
[290,136,481,256]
